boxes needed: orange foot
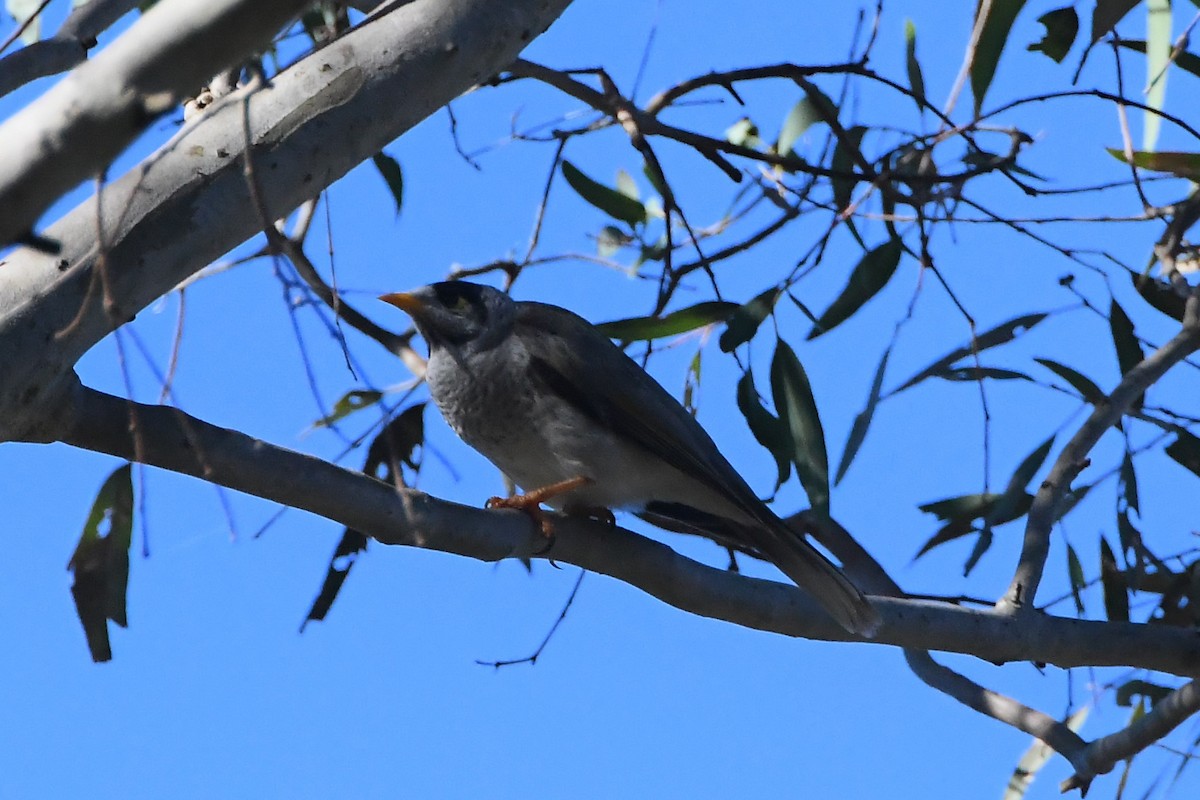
[486,476,593,550]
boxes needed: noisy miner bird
[380,281,879,636]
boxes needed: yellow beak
[378,292,425,316]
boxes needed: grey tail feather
[768,538,881,637]
[639,501,880,636]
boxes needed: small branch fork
[798,512,1200,795]
[1001,289,1200,614]
[38,378,1200,794]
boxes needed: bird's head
[379,281,515,353]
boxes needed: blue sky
[3,1,1199,797]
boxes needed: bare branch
[0,0,313,246]
[52,383,1200,679]
[1065,680,1200,791]
[0,0,141,99]
[1001,290,1200,612]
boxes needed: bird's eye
[450,295,472,313]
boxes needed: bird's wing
[515,302,758,511]
[514,301,880,637]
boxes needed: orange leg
[486,476,593,541]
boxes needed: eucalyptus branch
[1063,680,1200,792]
[57,384,1200,678]
[1001,290,1200,612]
[0,0,140,99]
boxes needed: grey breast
[425,336,572,491]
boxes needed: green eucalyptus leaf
[934,366,1033,382]
[1066,543,1086,615]
[67,464,135,663]
[971,0,1028,114]
[1106,148,1200,179]
[1131,272,1186,320]
[1028,7,1079,63]
[719,287,781,352]
[736,370,792,491]
[835,347,890,486]
[1110,298,1145,410]
[597,301,739,341]
[1034,357,1106,403]
[562,160,648,226]
[808,237,902,339]
[1166,431,1200,477]
[1092,0,1140,42]
[372,152,404,215]
[904,19,927,111]
[771,340,830,515]
[1100,536,1130,622]
[895,313,1048,393]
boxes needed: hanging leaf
[1109,298,1145,410]
[1092,0,1140,42]
[1131,271,1186,320]
[719,287,781,351]
[832,125,868,213]
[1166,431,1200,477]
[1027,7,1079,63]
[1119,450,1140,515]
[1100,536,1130,622]
[971,0,1028,115]
[366,404,426,475]
[1034,357,1106,404]
[771,340,830,515]
[562,161,648,226]
[835,347,890,485]
[736,370,792,491]
[807,237,902,339]
[904,19,927,111]
[1106,148,1200,179]
[963,528,995,576]
[776,98,822,159]
[372,152,404,215]
[1066,543,1086,615]
[894,313,1048,393]
[67,464,135,663]
[301,529,368,631]
[597,301,738,341]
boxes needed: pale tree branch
[1064,679,1200,792]
[0,0,574,444]
[1001,289,1200,612]
[51,382,1200,679]
[0,0,141,99]
[0,0,314,245]
[799,512,1093,786]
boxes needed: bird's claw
[486,493,558,555]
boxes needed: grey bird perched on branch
[380,281,879,636]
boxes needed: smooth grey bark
[0,0,142,100]
[59,384,1200,679]
[0,0,314,244]
[0,0,573,442]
